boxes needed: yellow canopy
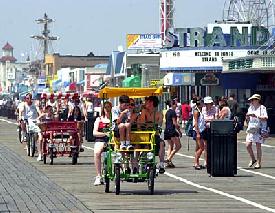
[99,87,163,98]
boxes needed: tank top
[193,107,205,133]
[95,116,110,142]
[24,103,38,121]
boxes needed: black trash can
[207,120,237,177]
[86,112,99,142]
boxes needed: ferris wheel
[223,0,275,31]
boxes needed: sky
[0,0,225,61]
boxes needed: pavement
[1,117,275,213]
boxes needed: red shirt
[181,103,191,121]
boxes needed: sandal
[194,165,201,170]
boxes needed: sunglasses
[130,103,135,106]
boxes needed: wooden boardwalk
[1,117,275,213]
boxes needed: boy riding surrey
[112,95,133,150]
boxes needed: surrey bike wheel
[103,157,110,193]
[49,148,54,165]
[115,164,120,195]
[148,166,155,195]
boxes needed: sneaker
[254,162,261,169]
[248,159,257,167]
[94,176,103,186]
[159,166,165,174]
[120,144,127,150]
[166,160,175,168]
[126,144,134,151]
[36,154,43,162]
[79,147,84,152]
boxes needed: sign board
[160,48,257,72]
[150,79,161,87]
[7,69,15,80]
[200,73,219,86]
[37,78,46,84]
[166,24,269,48]
[127,34,162,49]
[164,73,195,86]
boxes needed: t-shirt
[247,105,268,129]
[112,106,131,124]
[165,108,177,130]
[202,106,218,128]
[181,104,191,120]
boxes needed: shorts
[164,128,179,140]
[192,128,210,141]
[27,122,41,134]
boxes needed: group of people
[13,91,270,186]
[190,94,268,170]
[16,92,92,161]
[93,95,167,185]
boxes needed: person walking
[181,100,191,129]
[201,96,218,168]
[246,94,268,169]
[164,99,182,168]
[192,98,206,170]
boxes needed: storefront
[223,55,275,133]
[160,22,272,101]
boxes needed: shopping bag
[246,117,261,134]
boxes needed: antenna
[30,13,58,61]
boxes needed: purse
[246,117,261,134]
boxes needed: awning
[76,80,85,86]
[82,90,99,97]
[99,86,163,98]
[52,79,62,85]
[164,73,195,86]
[122,75,141,88]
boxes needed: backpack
[185,117,193,137]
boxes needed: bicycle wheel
[29,133,36,157]
[18,126,22,143]
[26,134,30,156]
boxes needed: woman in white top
[193,98,206,170]
[246,94,268,169]
[218,97,231,120]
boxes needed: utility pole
[31,13,58,61]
